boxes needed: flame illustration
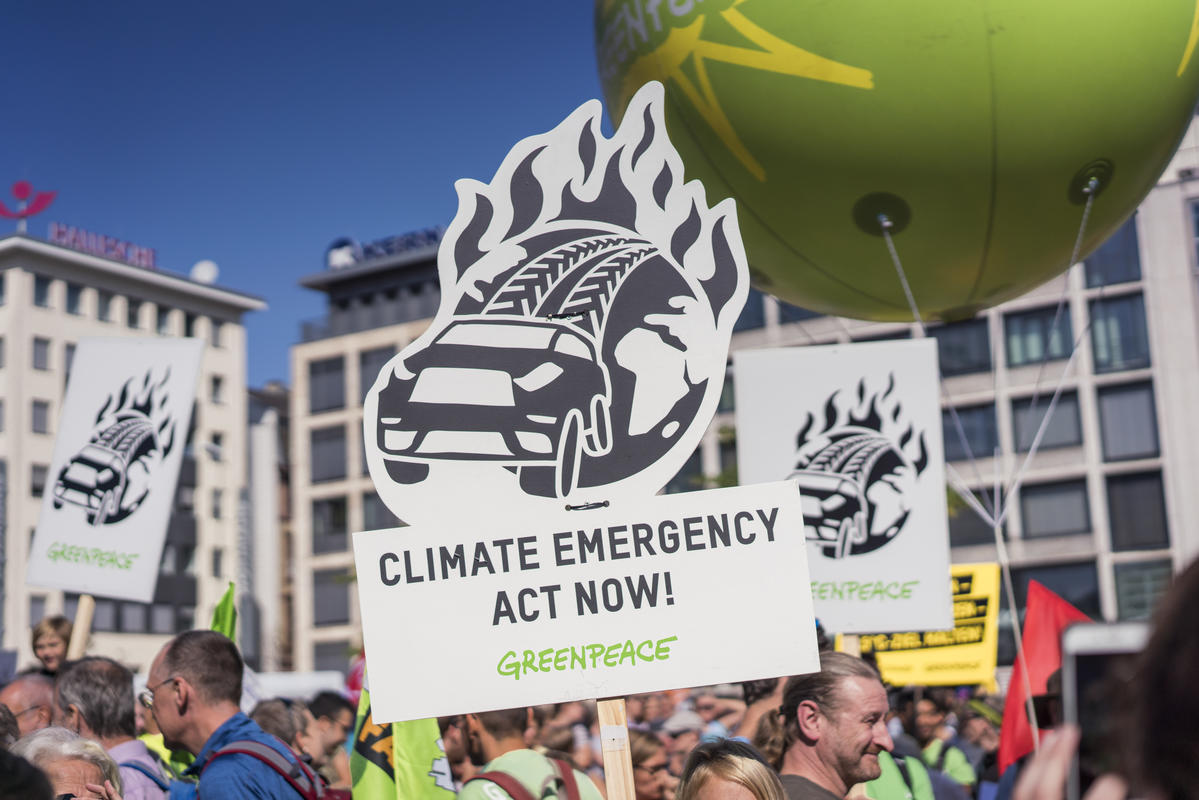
[93,368,177,458]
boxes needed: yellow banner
[839,563,1000,687]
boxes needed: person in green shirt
[912,696,976,791]
[459,707,603,800]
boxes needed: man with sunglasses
[143,631,321,799]
[0,672,54,737]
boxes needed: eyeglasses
[13,704,46,718]
[138,676,180,710]
[635,763,670,775]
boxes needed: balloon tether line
[876,193,1096,755]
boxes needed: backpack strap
[119,760,171,792]
[467,770,538,800]
[550,758,581,800]
[932,741,950,774]
[893,754,914,797]
[201,739,324,800]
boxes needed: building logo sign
[325,227,445,270]
[362,81,749,526]
[0,181,56,224]
[48,222,157,268]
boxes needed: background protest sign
[353,480,818,723]
[734,340,952,633]
[839,563,1001,688]
[27,337,203,603]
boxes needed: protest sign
[27,337,203,603]
[353,480,817,723]
[841,563,1001,687]
[734,340,952,633]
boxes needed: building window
[31,400,50,434]
[0,336,4,368]
[98,290,114,322]
[127,298,142,329]
[1086,216,1141,287]
[665,448,703,494]
[157,306,171,334]
[184,312,197,337]
[1114,560,1172,620]
[1090,293,1150,373]
[929,319,991,376]
[733,288,766,332]
[314,641,352,675]
[121,603,148,633]
[1006,306,1072,367]
[948,489,998,547]
[1097,382,1159,461]
[31,464,47,497]
[359,346,396,402]
[150,604,176,634]
[0,271,5,305]
[1011,391,1082,452]
[0,399,5,432]
[942,404,998,462]
[1107,471,1169,552]
[64,343,76,386]
[313,497,348,554]
[159,544,178,574]
[1020,479,1089,537]
[66,283,83,315]
[311,426,347,483]
[92,599,117,632]
[32,337,50,370]
[212,547,224,579]
[999,560,1101,665]
[28,596,46,628]
[363,492,396,530]
[778,300,820,324]
[211,319,224,347]
[314,570,351,626]
[209,432,224,461]
[309,357,345,413]
[33,275,51,307]
[212,488,224,519]
[211,375,225,404]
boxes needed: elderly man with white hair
[12,726,124,800]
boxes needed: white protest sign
[354,480,817,723]
[27,337,203,603]
[734,341,952,633]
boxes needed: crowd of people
[0,556,1195,799]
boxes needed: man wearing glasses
[142,630,320,799]
[0,672,54,737]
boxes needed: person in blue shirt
[142,630,316,799]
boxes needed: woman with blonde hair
[676,739,786,800]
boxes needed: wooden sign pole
[66,594,95,660]
[597,698,635,800]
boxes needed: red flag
[998,580,1090,771]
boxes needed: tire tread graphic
[558,245,656,336]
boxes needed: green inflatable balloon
[595,0,1199,321]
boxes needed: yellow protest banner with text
[840,563,1000,687]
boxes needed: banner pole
[67,594,95,660]
[597,698,635,800]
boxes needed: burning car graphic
[375,318,613,498]
[53,413,160,526]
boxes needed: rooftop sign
[48,222,157,269]
[325,226,443,270]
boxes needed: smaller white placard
[354,481,818,723]
[27,338,204,603]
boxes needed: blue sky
[4,3,605,387]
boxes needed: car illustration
[53,413,159,526]
[375,318,613,498]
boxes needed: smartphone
[1061,621,1148,800]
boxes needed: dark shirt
[780,774,845,800]
[184,711,306,799]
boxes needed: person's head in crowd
[12,726,122,800]
[0,673,55,737]
[464,707,534,764]
[755,652,892,797]
[1129,555,1199,800]
[677,739,786,800]
[626,694,648,726]
[912,692,951,746]
[250,698,321,765]
[630,728,670,800]
[1030,669,1063,731]
[662,709,703,776]
[958,704,999,754]
[53,657,137,747]
[143,630,243,756]
[308,690,355,761]
[439,714,468,762]
[31,616,71,676]
[643,692,675,727]
[0,704,18,750]
[0,748,54,800]
[693,690,720,724]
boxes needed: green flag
[352,685,454,799]
[210,581,237,639]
